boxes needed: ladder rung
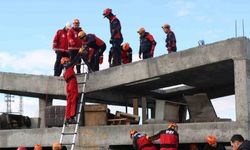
[77,81,86,84]
[62,143,75,146]
[62,132,77,135]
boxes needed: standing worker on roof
[60,48,85,125]
[52,22,71,76]
[203,135,226,150]
[103,8,123,66]
[162,24,177,53]
[137,27,157,59]
[67,19,83,73]
[148,123,179,150]
[130,130,157,150]
[78,30,106,71]
[121,42,132,64]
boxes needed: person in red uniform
[67,19,83,73]
[17,146,26,150]
[162,24,177,53]
[78,30,106,71]
[121,42,132,64]
[137,27,157,59]
[52,22,71,76]
[103,8,123,66]
[60,48,85,125]
[148,123,179,150]
[130,130,157,150]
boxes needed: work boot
[64,119,70,126]
[69,116,77,124]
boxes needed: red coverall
[133,133,157,150]
[121,46,132,64]
[149,128,179,150]
[62,55,80,120]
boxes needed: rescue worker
[67,19,83,73]
[103,8,123,66]
[34,144,42,150]
[148,123,179,150]
[130,130,157,150]
[52,22,71,76]
[162,24,177,53]
[61,48,85,125]
[121,42,132,64]
[138,27,157,59]
[230,134,250,150]
[203,135,226,150]
[17,146,26,150]
[52,142,62,150]
[78,30,106,71]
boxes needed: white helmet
[65,22,71,29]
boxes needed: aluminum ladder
[59,64,89,150]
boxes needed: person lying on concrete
[130,129,157,150]
[78,30,106,71]
[203,135,225,150]
[60,48,85,125]
[138,27,157,60]
[148,123,179,150]
[231,134,250,150]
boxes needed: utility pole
[19,96,23,115]
[5,94,14,114]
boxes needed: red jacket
[121,47,132,64]
[67,27,83,50]
[149,129,179,150]
[109,16,123,40]
[53,28,68,52]
[133,133,157,150]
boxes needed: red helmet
[103,8,112,16]
[122,42,130,51]
[34,144,42,150]
[73,18,80,24]
[61,57,70,64]
[17,147,26,150]
[130,129,137,136]
[168,123,177,129]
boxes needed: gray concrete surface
[0,37,250,149]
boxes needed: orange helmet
[168,123,177,129]
[17,147,26,150]
[207,135,217,145]
[122,42,130,51]
[34,144,42,150]
[73,18,80,24]
[162,24,170,29]
[78,30,86,38]
[137,27,145,34]
[103,8,112,16]
[60,57,70,64]
[130,129,137,136]
[52,142,62,150]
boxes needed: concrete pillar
[141,97,147,123]
[39,96,52,128]
[234,59,250,138]
[133,97,138,116]
[155,100,165,120]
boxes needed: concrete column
[141,97,147,123]
[155,100,165,120]
[133,97,138,116]
[234,59,250,138]
[39,96,52,128]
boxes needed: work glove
[99,55,104,64]
[79,47,84,53]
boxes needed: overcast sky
[0,0,247,120]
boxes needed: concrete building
[0,37,249,149]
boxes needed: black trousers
[54,51,69,76]
[112,39,123,66]
[69,50,81,73]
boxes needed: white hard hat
[65,22,71,29]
